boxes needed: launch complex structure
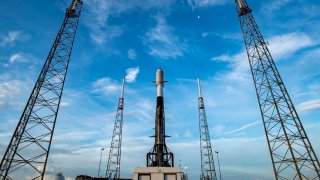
[0,0,320,179]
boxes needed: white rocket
[156,68,164,97]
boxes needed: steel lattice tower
[106,79,125,179]
[197,78,217,180]
[235,0,320,179]
[0,1,83,179]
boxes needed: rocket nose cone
[156,68,164,84]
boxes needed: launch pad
[133,69,182,180]
[133,167,182,180]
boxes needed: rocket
[147,68,174,167]
[155,68,165,147]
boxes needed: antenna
[197,78,218,180]
[106,78,126,179]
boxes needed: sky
[0,0,320,179]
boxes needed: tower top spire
[121,78,125,99]
[197,78,203,98]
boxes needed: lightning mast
[0,1,83,179]
[106,79,125,179]
[147,68,174,167]
[235,0,320,179]
[197,78,217,180]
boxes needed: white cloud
[187,0,229,9]
[84,0,173,45]
[297,99,320,112]
[211,32,313,82]
[262,0,292,15]
[0,79,26,109]
[211,121,260,137]
[92,77,121,96]
[201,31,242,40]
[0,31,29,46]
[145,14,186,59]
[125,67,140,83]
[211,52,249,82]
[9,52,31,63]
[268,32,313,59]
[127,49,137,60]
[84,0,122,45]
[225,121,260,135]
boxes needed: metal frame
[106,79,125,179]
[197,79,217,180]
[0,1,83,179]
[235,0,320,179]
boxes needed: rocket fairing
[156,68,164,97]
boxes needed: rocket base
[133,167,185,180]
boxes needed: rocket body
[155,69,164,146]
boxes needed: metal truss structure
[0,1,83,179]
[106,79,125,179]
[235,0,320,179]
[197,79,217,180]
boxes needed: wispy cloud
[297,99,320,112]
[187,0,230,9]
[268,32,313,59]
[211,120,260,137]
[8,52,34,63]
[92,77,121,96]
[83,0,173,46]
[225,121,260,135]
[0,78,27,109]
[211,52,249,82]
[211,32,313,82]
[0,31,29,46]
[125,67,140,83]
[84,0,122,45]
[127,49,137,60]
[261,0,292,15]
[145,14,187,59]
[202,32,242,40]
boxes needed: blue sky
[0,0,320,179]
